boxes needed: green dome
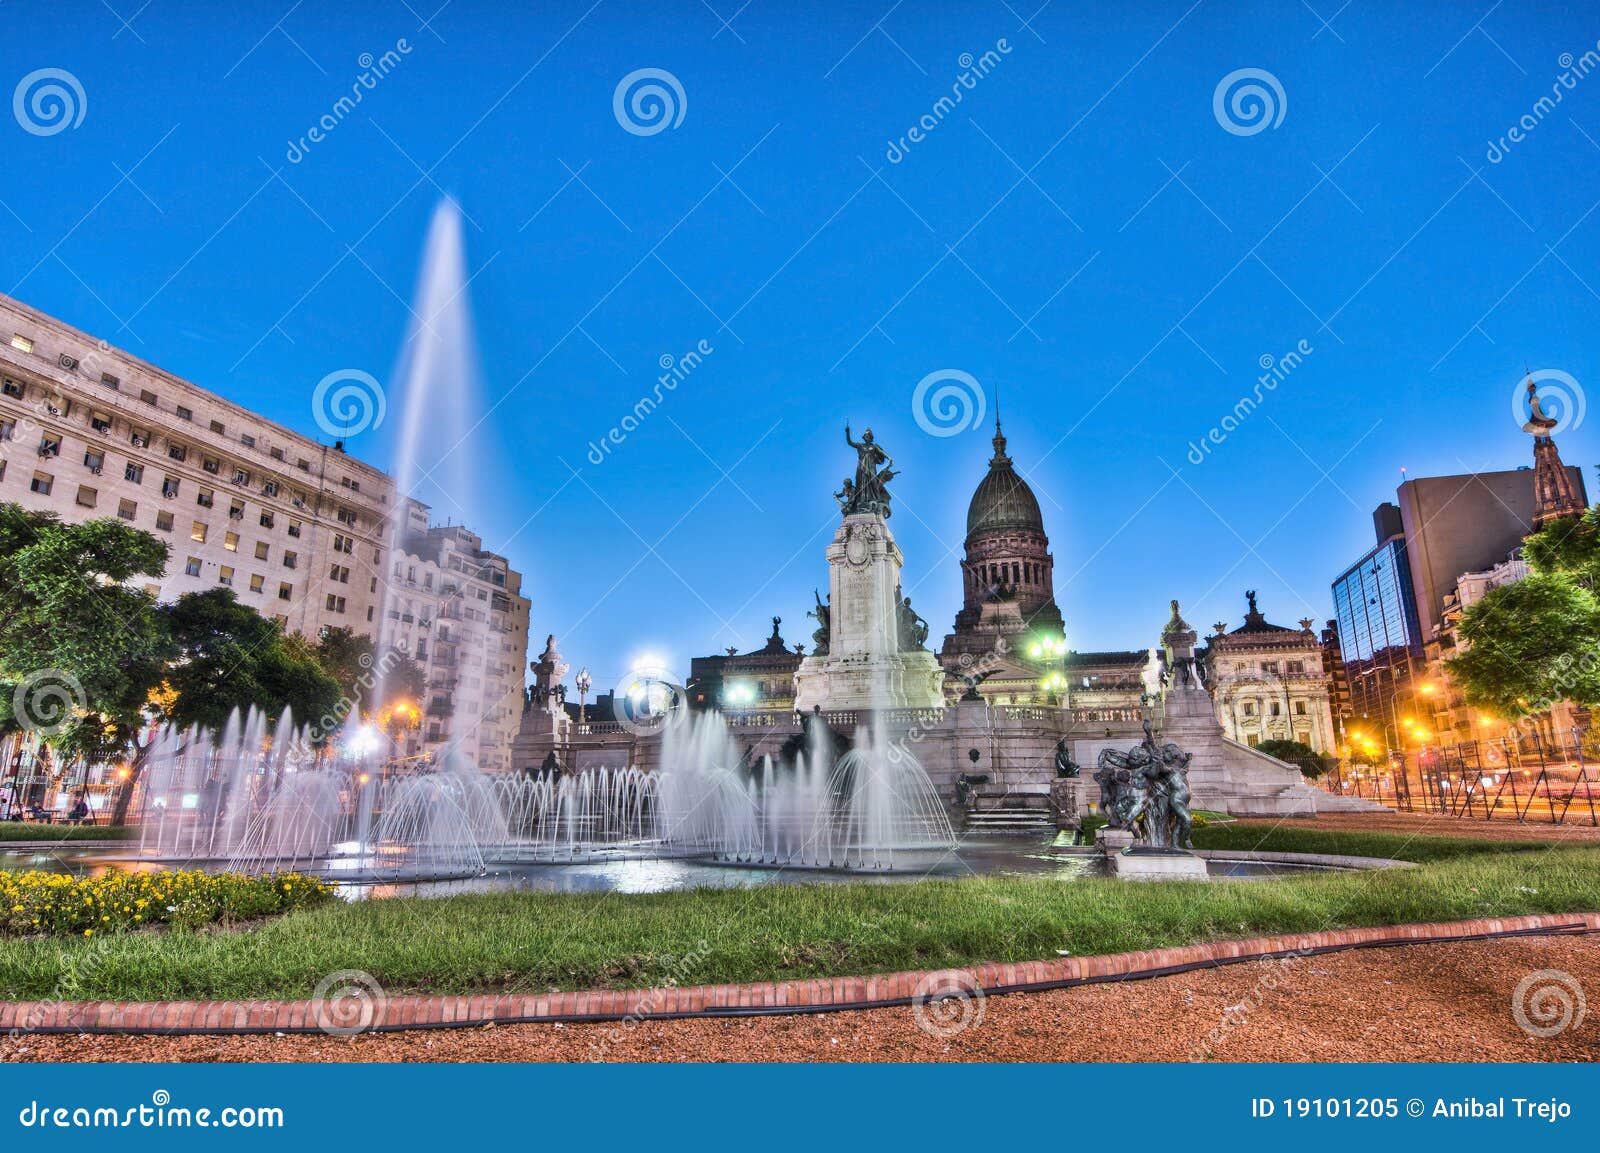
[965,424,1045,539]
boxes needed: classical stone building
[1203,592,1338,754]
[0,293,531,771]
[512,419,1372,822]
[381,499,531,773]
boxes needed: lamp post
[575,667,592,727]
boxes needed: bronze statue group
[1093,719,1196,851]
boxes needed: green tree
[1522,504,1600,589]
[1446,572,1600,718]
[157,589,344,733]
[313,625,426,718]
[1256,738,1332,778]
[0,505,171,786]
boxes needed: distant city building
[382,499,531,773]
[1203,592,1337,754]
[1328,381,1587,755]
[688,617,803,714]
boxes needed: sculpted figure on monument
[808,589,831,656]
[1092,720,1195,849]
[842,423,896,518]
[896,594,929,651]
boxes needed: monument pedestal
[1109,848,1209,881]
[1049,778,1083,830]
[793,513,944,713]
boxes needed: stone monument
[1092,708,1207,880]
[793,424,945,713]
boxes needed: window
[90,411,112,433]
[333,533,354,554]
[269,447,284,461]
[155,511,173,532]
[232,468,250,486]
[1270,701,1282,717]
[43,395,67,417]
[75,485,96,508]
[37,435,60,458]
[161,476,179,498]
[122,462,143,484]
[167,442,187,462]
[249,574,264,593]
[196,488,213,508]
[262,480,278,497]
[283,550,297,569]
[0,419,12,441]
[259,510,274,529]
[1287,660,1305,675]
[325,594,347,614]
[240,434,256,449]
[336,506,357,526]
[129,428,150,448]
[184,556,202,577]
[30,471,52,495]
[82,450,104,473]
[139,389,157,406]
[297,459,310,471]
[58,353,78,371]
[117,498,136,521]
[190,521,207,543]
[278,582,292,601]
[1295,700,1307,716]
[254,542,269,561]
[202,456,220,474]
[224,531,238,552]
[1242,701,1257,717]
[0,460,5,482]
[209,420,225,434]
[329,564,350,584]
[287,519,302,538]
[1,378,23,399]
[1261,660,1279,674]
[228,499,244,520]
[10,334,32,353]
[175,406,192,422]
[218,565,234,587]
[101,372,119,390]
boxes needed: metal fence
[1323,734,1600,825]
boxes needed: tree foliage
[157,589,344,734]
[1446,572,1600,718]
[1255,738,1332,778]
[313,626,426,718]
[0,506,172,754]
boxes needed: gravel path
[8,935,1596,1063]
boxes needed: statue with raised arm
[843,423,895,517]
[808,588,831,656]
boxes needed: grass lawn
[0,825,1593,1003]
[0,823,136,842]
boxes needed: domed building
[941,419,1064,664]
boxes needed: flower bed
[0,869,334,937]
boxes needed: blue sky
[6,1,1599,690]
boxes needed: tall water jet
[378,198,490,753]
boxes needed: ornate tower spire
[1523,376,1584,528]
[990,414,1010,465]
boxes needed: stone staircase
[963,797,1057,835]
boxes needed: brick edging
[4,912,1595,1035]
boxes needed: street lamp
[575,667,592,726]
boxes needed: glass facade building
[1331,535,1423,738]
